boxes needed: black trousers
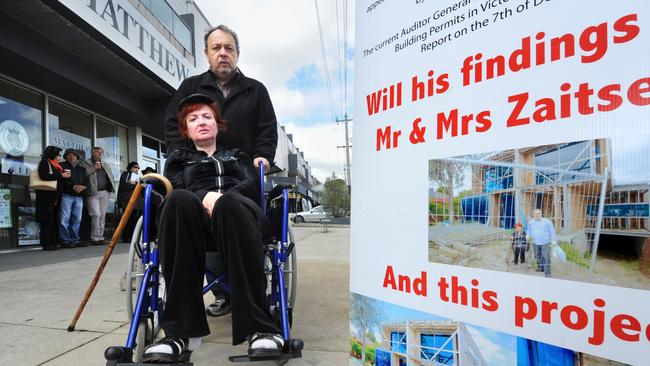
[513,245,526,265]
[40,210,58,250]
[157,189,279,344]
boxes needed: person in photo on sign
[35,146,70,251]
[84,146,115,246]
[509,222,529,266]
[164,24,278,319]
[142,94,282,363]
[526,209,556,278]
[59,149,88,248]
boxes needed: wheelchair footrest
[105,346,193,366]
[229,338,303,363]
[228,351,302,363]
[112,363,192,366]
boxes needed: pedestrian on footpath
[59,149,89,248]
[84,147,115,246]
[117,161,141,243]
[526,209,556,278]
[35,146,70,251]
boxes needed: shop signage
[0,189,11,228]
[0,120,30,157]
[57,0,200,89]
[352,1,650,365]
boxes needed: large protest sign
[351,1,650,365]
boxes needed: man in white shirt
[526,208,557,278]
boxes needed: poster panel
[352,1,650,365]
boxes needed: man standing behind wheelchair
[165,23,279,324]
[142,94,283,363]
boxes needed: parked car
[294,206,329,223]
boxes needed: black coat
[164,147,259,204]
[34,159,64,222]
[60,161,89,196]
[117,171,138,209]
[164,69,278,163]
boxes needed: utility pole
[336,114,352,192]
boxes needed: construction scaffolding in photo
[428,141,611,270]
[375,321,486,366]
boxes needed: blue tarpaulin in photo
[517,338,575,366]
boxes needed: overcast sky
[194,0,356,182]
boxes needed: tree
[429,160,466,222]
[350,293,381,364]
[321,173,350,217]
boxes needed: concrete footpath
[0,226,350,366]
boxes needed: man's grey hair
[204,25,240,54]
[533,208,542,214]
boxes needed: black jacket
[117,171,138,209]
[164,146,259,204]
[60,161,89,197]
[34,159,64,222]
[164,69,278,163]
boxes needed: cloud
[195,0,355,120]
[271,87,307,120]
[465,325,516,366]
[282,121,351,182]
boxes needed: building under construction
[375,320,486,366]
[428,139,650,274]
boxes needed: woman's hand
[202,191,223,217]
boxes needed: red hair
[177,102,227,139]
[514,222,523,228]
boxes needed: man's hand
[202,191,223,217]
[72,185,86,194]
[94,161,102,170]
[253,157,270,171]
[62,170,71,178]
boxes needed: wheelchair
[105,167,302,365]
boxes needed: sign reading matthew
[351,1,650,365]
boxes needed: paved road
[0,226,350,366]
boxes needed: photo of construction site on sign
[428,136,650,290]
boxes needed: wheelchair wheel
[286,225,298,308]
[125,216,165,340]
[125,216,144,321]
[134,318,153,362]
[266,225,298,328]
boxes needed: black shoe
[91,240,103,246]
[206,298,231,317]
[75,241,88,247]
[142,336,191,364]
[61,243,76,249]
[247,333,284,358]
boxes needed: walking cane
[67,182,143,332]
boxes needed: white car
[294,206,329,223]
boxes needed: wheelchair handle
[259,164,266,213]
[140,173,173,198]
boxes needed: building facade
[376,321,486,366]
[0,0,319,250]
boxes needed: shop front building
[0,0,210,249]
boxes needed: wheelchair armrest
[267,184,293,201]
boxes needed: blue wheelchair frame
[105,166,302,365]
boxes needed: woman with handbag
[35,145,71,251]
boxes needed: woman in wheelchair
[143,93,283,363]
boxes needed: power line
[343,0,348,119]
[314,0,337,124]
[335,0,344,117]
